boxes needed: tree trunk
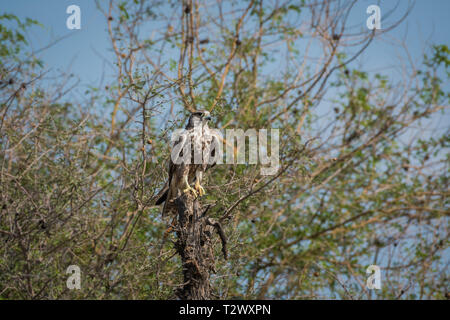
[174,193,215,300]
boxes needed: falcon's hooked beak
[203,111,212,121]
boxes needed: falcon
[155,110,219,216]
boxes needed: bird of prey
[155,110,219,216]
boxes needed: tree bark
[174,193,215,300]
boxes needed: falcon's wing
[154,131,189,207]
[206,129,221,170]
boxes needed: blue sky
[2,0,449,132]
[4,0,449,86]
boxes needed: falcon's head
[186,110,212,128]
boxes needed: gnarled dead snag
[174,193,220,300]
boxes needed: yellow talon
[183,185,198,197]
[195,181,205,196]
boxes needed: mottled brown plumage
[155,111,218,216]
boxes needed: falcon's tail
[154,181,169,205]
[155,189,168,205]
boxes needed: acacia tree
[0,0,448,299]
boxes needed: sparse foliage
[0,1,448,299]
